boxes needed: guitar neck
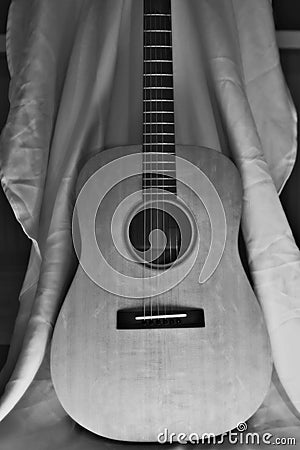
[143,0,176,196]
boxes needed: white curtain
[0,1,299,448]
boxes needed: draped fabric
[0,0,299,448]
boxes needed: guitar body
[51,144,272,441]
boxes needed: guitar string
[164,3,168,318]
[169,0,175,316]
[151,1,155,317]
[143,0,147,321]
[143,0,175,320]
[147,0,155,317]
[154,1,159,319]
[148,1,176,322]
[142,0,147,320]
[156,5,160,317]
[150,4,155,315]
[156,1,160,318]
[168,1,178,316]
[162,4,166,318]
[147,0,152,320]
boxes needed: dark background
[0,1,300,368]
[0,0,31,368]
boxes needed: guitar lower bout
[51,144,272,441]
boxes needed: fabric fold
[0,0,126,420]
[211,73,300,411]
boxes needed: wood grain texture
[51,145,272,441]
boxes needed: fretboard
[143,0,176,196]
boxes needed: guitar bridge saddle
[116,308,205,329]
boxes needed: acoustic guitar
[51,0,272,442]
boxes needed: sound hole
[128,202,194,269]
[129,208,180,267]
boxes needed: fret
[144,87,173,89]
[143,164,175,167]
[143,183,175,186]
[143,176,175,179]
[143,175,175,178]
[143,194,176,199]
[143,99,173,102]
[143,158,175,165]
[144,59,172,62]
[144,14,171,17]
[143,167,175,171]
[143,147,175,155]
[144,69,172,77]
[143,186,176,190]
[143,178,176,182]
[144,45,172,48]
[142,168,175,173]
[143,168,175,171]
[143,173,175,175]
[143,185,175,188]
[143,113,174,116]
[144,30,172,33]
[144,61,172,66]
[143,152,175,155]
[143,177,175,181]
[144,185,176,188]
[143,164,175,168]
[143,153,175,157]
[143,143,174,146]
[143,158,176,165]
[144,142,175,146]
[144,124,175,131]
[143,163,175,167]
[143,121,175,126]
[143,182,176,194]
[144,126,174,135]
[143,192,176,196]
[143,164,176,168]
[143,133,174,135]
[143,75,172,77]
